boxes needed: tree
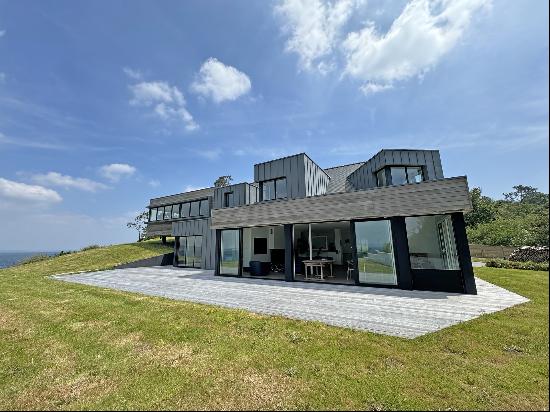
[214,175,233,187]
[504,185,540,203]
[127,210,149,242]
[465,187,496,228]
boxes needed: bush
[16,254,52,266]
[485,258,549,271]
[508,246,549,263]
[81,244,101,251]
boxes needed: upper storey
[146,148,447,224]
[346,149,444,191]
[253,153,331,201]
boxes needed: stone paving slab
[53,267,529,339]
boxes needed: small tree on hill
[214,175,233,187]
[127,210,149,242]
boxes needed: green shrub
[16,254,52,265]
[81,244,101,251]
[485,258,549,271]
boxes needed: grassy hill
[0,241,548,410]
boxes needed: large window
[163,205,172,220]
[405,215,459,270]
[149,208,157,222]
[220,229,240,275]
[181,202,190,218]
[261,177,287,201]
[177,235,202,268]
[354,220,397,285]
[189,201,200,217]
[199,199,209,216]
[376,169,387,187]
[376,166,425,187]
[156,207,164,221]
[172,204,180,219]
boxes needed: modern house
[146,149,477,294]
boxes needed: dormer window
[377,166,424,187]
[261,177,287,201]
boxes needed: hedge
[485,258,549,271]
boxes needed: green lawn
[0,242,548,410]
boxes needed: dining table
[302,259,334,280]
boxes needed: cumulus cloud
[30,172,109,193]
[0,177,62,205]
[190,58,252,103]
[275,0,359,72]
[129,81,198,131]
[342,0,491,85]
[275,0,490,91]
[360,82,394,96]
[99,163,136,182]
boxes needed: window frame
[224,191,234,208]
[199,199,209,217]
[376,166,425,187]
[260,177,287,201]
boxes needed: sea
[0,251,59,269]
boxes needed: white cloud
[99,163,136,182]
[129,81,198,131]
[360,82,394,96]
[148,179,160,188]
[30,172,109,193]
[0,177,62,204]
[275,0,359,73]
[0,30,5,37]
[342,0,491,85]
[190,58,252,103]
[123,67,143,80]
[0,72,5,83]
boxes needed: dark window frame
[224,191,234,208]
[260,177,287,201]
[375,166,425,187]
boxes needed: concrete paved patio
[53,267,528,339]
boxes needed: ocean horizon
[0,251,59,269]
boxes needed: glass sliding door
[354,219,397,285]
[177,235,202,268]
[220,229,240,275]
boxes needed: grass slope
[0,241,548,410]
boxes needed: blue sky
[0,0,548,251]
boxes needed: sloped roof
[324,162,364,194]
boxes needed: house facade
[146,149,477,294]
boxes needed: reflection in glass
[407,166,424,183]
[177,235,202,268]
[406,215,459,270]
[355,220,397,285]
[262,180,275,201]
[390,167,408,186]
[189,201,200,217]
[181,203,190,218]
[220,229,240,275]
[164,205,172,220]
[276,178,287,199]
[376,169,387,187]
[172,204,180,219]
[149,208,157,222]
[156,207,164,221]
[199,199,209,216]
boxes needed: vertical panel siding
[172,217,216,269]
[347,149,445,191]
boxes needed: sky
[0,0,548,251]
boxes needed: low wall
[115,252,174,269]
[469,244,515,259]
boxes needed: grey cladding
[347,149,444,191]
[150,187,215,207]
[211,177,471,229]
[172,218,216,269]
[213,182,258,209]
